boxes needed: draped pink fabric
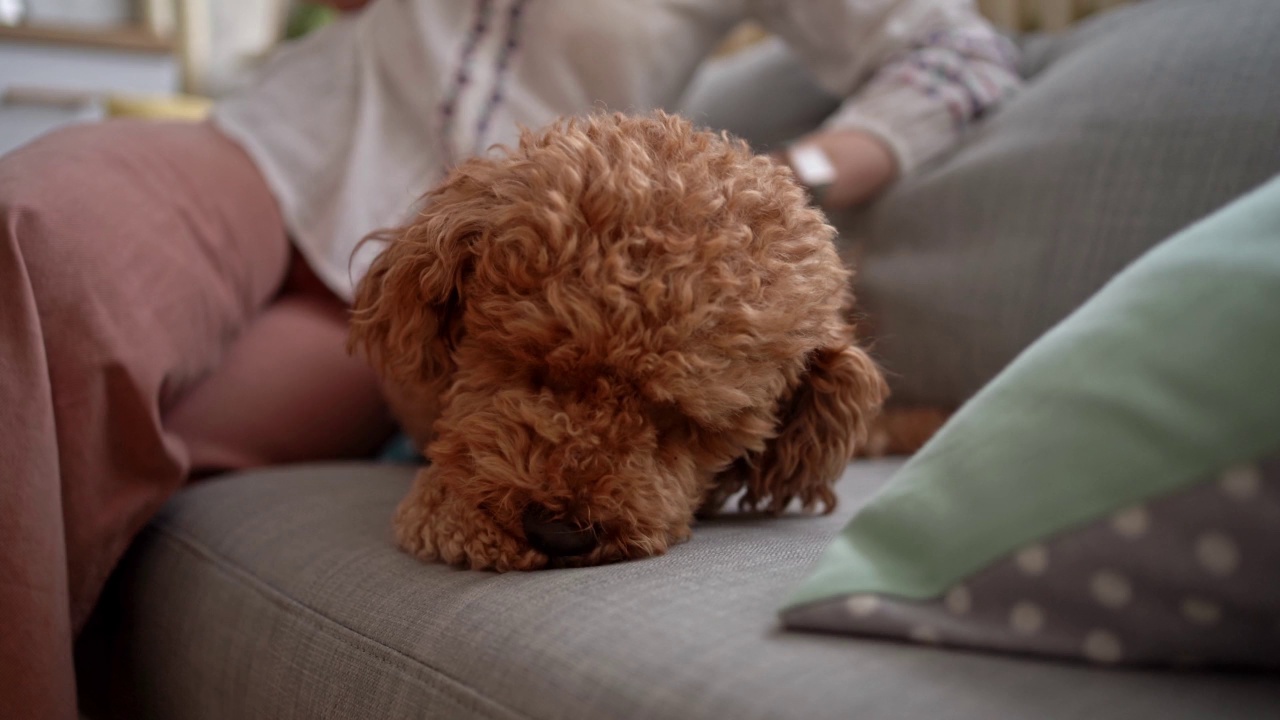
[0,120,393,718]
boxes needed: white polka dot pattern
[1110,505,1150,538]
[1181,598,1222,626]
[944,585,971,615]
[1090,571,1132,609]
[1015,544,1049,575]
[1010,602,1045,635]
[845,594,880,618]
[787,455,1280,669]
[1083,630,1123,664]
[1218,464,1261,500]
[909,625,941,644]
[1195,532,1240,577]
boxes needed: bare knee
[166,292,396,474]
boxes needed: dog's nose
[521,503,599,558]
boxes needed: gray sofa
[77,2,1280,717]
[76,461,1280,719]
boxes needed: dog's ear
[723,343,887,514]
[348,180,485,385]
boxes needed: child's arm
[753,0,1021,208]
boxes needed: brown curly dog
[350,112,888,571]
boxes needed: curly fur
[350,112,887,571]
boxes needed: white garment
[213,0,1018,301]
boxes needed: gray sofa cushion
[78,461,1280,719]
[683,0,1280,406]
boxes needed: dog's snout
[521,503,599,558]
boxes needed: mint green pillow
[782,176,1280,667]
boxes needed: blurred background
[0,0,1124,156]
[0,0,339,154]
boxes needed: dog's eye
[651,402,689,442]
[530,367,567,393]
[529,367,548,390]
[529,366,582,395]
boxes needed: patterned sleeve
[749,0,1021,174]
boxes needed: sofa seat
[78,460,1280,719]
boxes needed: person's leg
[166,250,396,473]
[0,165,77,720]
[0,119,391,719]
[0,119,289,719]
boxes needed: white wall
[0,40,177,155]
[23,0,136,27]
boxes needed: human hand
[773,129,898,210]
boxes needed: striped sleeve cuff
[824,28,1021,175]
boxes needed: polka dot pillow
[782,177,1280,668]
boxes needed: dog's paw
[428,521,545,572]
[391,469,546,571]
[392,489,439,560]
[466,534,545,572]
